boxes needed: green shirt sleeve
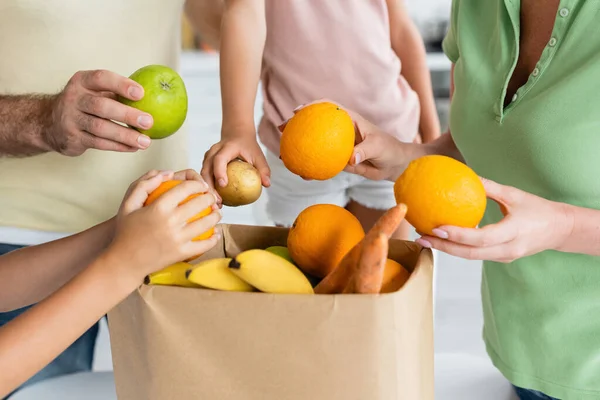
[442,0,460,63]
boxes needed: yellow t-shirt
[0,0,189,233]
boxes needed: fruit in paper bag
[265,246,295,264]
[186,258,254,292]
[145,262,200,288]
[343,232,388,294]
[287,204,364,278]
[315,204,408,294]
[118,64,188,139]
[215,159,262,207]
[144,180,214,241]
[380,259,410,293]
[280,102,354,180]
[393,155,486,235]
[229,249,314,294]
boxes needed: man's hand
[0,69,156,158]
[46,70,155,155]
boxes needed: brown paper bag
[108,224,434,400]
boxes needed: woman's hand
[415,178,574,263]
[344,112,419,181]
[280,99,422,182]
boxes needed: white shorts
[265,151,397,227]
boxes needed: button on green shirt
[443,1,600,398]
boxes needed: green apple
[119,64,188,140]
[265,246,295,264]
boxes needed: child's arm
[0,169,207,313]
[0,219,114,312]
[386,0,441,143]
[201,0,270,202]
[0,170,221,397]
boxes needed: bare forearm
[220,0,265,136]
[422,132,463,162]
[0,94,55,157]
[0,218,116,312]
[556,205,600,256]
[416,63,461,161]
[184,0,224,49]
[0,255,131,397]
[393,24,441,143]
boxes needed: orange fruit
[381,259,410,293]
[280,102,355,180]
[393,155,486,235]
[287,204,365,278]
[145,180,214,241]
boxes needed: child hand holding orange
[0,169,221,397]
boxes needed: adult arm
[344,63,462,181]
[184,0,224,49]
[0,218,115,312]
[0,70,154,158]
[386,0,441,143]
[0,95,56,157]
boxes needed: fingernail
[214,232,222,240]
[293,104,305,112]
[264,176,271,186]
[354,152,361,164]
[137,134,151,148]
[432,229,448,239]
[416,238,432,248]
[218,179,226,187]
[129,85,144,100]
[138,114,153,129]
[161,170,173,176]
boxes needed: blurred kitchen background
[13,1,518,399]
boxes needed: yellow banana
[186,258,255,292]
[145,262,200,288]
[229,249,314,294]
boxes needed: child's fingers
[176,193,217,222]
[184,210,222,242]
[242,150,271,187]
[124,172,170,211]
[185,230,222,259]
[213,148,239,187]
[154,180,208,210]
[173,168,203,182]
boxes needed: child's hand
[201,134,271,205]
[106,170,222,285]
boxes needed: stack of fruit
[146,203,412,295]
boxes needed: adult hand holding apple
[46,69,155,156]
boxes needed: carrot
[314,203,407,294]
[370,203,408,238]
[314,243,360,294]
[353,232,388,294]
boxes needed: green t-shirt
[442,1,600,398]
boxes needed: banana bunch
[145,262,200,288]
[144,247,314,294]
[187,258,254,292]
[228,249,314,294]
